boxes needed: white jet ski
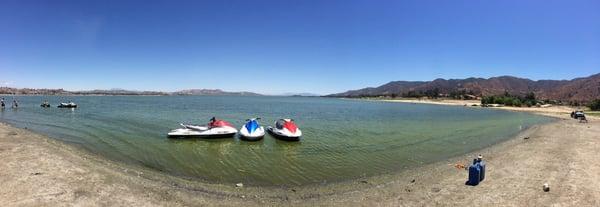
[180,123,209,131]
[267,119,302,141]
[168,118,237,138]
[239,118,265,141]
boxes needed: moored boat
[41,102,51,107]
[58,102,77,108]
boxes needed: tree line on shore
[364,89,479,100]
[590,100,600,111]
[480,92,538,107]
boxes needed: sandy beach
[377,98,586,119]
[1,106,599,206]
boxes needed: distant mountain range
[4,73,599,103]
[0,87,322,97]
[327,73,600,103]
[278,92,322,97]
[0,88,261,96]
[71,89,169,96]
[171,89,261,96]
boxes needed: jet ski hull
[239,119,265,141]
[267,126,301,141]
[167,126,238,139]
[239,127,265,141]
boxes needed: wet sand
[1,111,599,206]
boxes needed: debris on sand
[543,183,550,192]
[454,163,466,170]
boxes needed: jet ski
[239,118,265,141]
[267,119,302,141]
[58,102,77,108]
[168,117,237,138]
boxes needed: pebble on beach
[543,183,550,192]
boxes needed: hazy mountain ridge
[328,73,600,102]
[71,89,169,96]
[278,92,322,97]
[0,88,262,96]
[171,89,261,96]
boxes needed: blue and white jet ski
[239,118,265,141]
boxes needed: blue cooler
[477,158,486,181]
[467,159,481,186]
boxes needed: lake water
[0,96,552,186]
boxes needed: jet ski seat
[275,119,285,129]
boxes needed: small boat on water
[168,117,238,138]
[239,118,265,141]
[267,119,302,141]
[58,102,77,108]
[40,101,51,107]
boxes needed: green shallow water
[0,96,552,186]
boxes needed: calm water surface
[0,96,552,186]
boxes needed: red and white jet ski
[168,117,237,138]
[267,119,302,141]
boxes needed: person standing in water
[12,99,18,108]
[0,98,5,108]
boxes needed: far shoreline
[345,97,590,119]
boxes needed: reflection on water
[0,96,552,186]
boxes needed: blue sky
[1,0,599,95]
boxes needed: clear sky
[1,0,599,95]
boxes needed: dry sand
[1,106,599,206]
[379,98,586,119]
